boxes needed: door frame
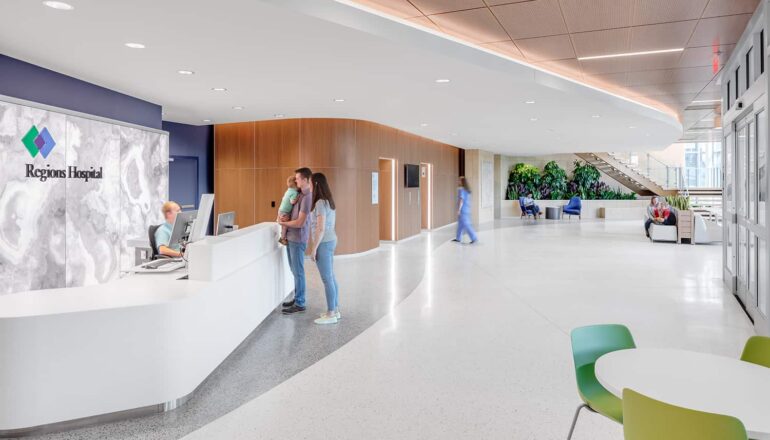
[169,155,199,210]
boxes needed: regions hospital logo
[21,125,56,158]
[20,124,103,182]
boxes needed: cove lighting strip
[427,164,432,229]
[578,48,684,61]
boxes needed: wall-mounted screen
[405,164,420,188]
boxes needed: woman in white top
[310,172,340,325]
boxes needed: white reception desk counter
[0,223,293,436]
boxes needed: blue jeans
[287,241,307,307]
[456,212,478,242]
[315,240,339,312]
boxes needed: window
[759,29,765,75]
[727,80,732,108]
[735,67,741,99]
[746,48,753,86]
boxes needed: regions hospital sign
[21,125,103,182]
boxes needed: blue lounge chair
[563,196,582,219]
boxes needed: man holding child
[278,167,313,315]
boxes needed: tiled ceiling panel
[408,0,485,15]
[632,0,709,26]
[428,8,509,43]
[515,34,575,62]
[688,14,753,47]
[628,21,698,52]
[352,0,761,139]
[354,0,422,18]
[558,0,635,33]
[491,0,568,40]
[702,0,760,18]
[570,28,632,58]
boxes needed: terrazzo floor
[28,219,753,440]
[181,220,753,440]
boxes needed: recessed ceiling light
[525,100,536,104]
[578,47,683,61]
[274,114,285,118]
[203,119,211,123]
[124,42,145,49]
[177,70,194,75]
[232,106,244,110]
[333,98,345,102]
[43,1,74,10]
[691,99,721,103]
[591,114,601,118]
[629,126,636,129]
[420,123,428,127]
[451,133,458,136]
[530,118,538,122]
[435,78,450,83]
[211,87,227,92]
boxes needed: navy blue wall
[162,121,214,200]
[0,54,161,129]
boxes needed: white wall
[464,149,495,225]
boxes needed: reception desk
[0,223,292,436]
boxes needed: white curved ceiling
[0,0,682,154]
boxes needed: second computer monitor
[169,210,197,250]
[188,193,215,243]
[216,211,236,236]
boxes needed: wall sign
[372,172,379,205]
[0,99,168,295]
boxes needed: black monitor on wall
[405,164,420,188]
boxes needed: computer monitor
[189,193,215,243]
[168,210,197,250]
[216,211,236,236]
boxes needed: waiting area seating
[622,388,748,440]
[568,324,636,439]
[519,197,541,219]
[569,328,770,439]
[562,196,582,219]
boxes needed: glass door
[736,122,749,306]
[725,131,736,280]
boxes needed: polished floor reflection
[182,220,754,440]
[30,224,456,440]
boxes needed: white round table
[595,348,770,440]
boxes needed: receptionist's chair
[148,224,165,260]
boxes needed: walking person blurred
[452,176,478,244]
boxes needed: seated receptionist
[155,201,183,257]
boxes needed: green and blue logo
[21,125,56,158]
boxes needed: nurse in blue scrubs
[453,176,478,244]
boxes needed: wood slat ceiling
[351,0,760,142]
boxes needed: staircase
[575,152,679,197]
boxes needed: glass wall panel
[740,225,749,288]
[750,120,757,222]
[757,240,770,316]
[738,126,748,218]
[726,132,735,274]
[760,110,767,227]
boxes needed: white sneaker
[314,313,338,325]
[319,311,341,320]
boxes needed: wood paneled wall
[215,118,460,254]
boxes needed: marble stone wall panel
[65,116,121,287]
[0,101,66,294]
[119,126,169,270]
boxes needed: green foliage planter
[507,159,637,201]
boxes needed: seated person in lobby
[644,196,659,237]
[155,201,183,258]
[523,192,541,217]
[652,201,677,227]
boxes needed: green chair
[740,335,770,368]
[568,324,636,439]
[622,388,748,440]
